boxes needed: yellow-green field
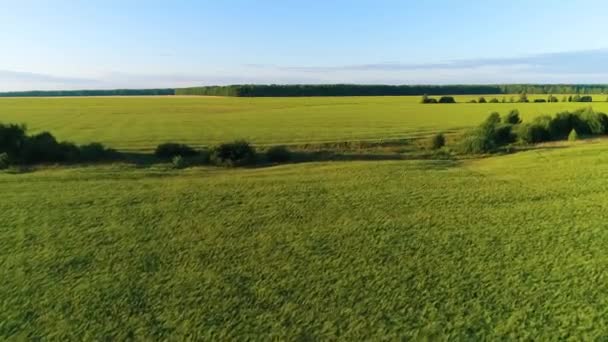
[4,95,608,339]
[0,95,606,151]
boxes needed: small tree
[568,129,579,141]
[430,133,446,150]
[478,97,487,103]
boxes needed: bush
[548,95,559,103]
[438,96,456,103]
[489,98,499,103]
[420,95,438,104]
[468,99,477,103]
[494,124,516,145]
[518,93,529,103]
[478,97,487,103]
[568,129,578,141]
[266,145,292,163]
[503,109,522,124]
[20,132,67,163]
[580,96,593,102]
[79,142,116,162]
[210,140,257,166]
[155,143,197,159]
[0,123,27,158]
[517,116,552,144]
[429,133,446,150]
[534,99,546,103]
[0,152,9,169]
[459,132,495,154]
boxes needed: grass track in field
[1,95,606,151]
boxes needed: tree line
[176,84,608,97]
[0,89,175,97]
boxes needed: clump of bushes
[266,145,292,163]
[171,155,187,169]
[155,143,198,159]
[0,123,115,165]
[210,140,257,166]
[459,107,608,153]
[478,97,487,103]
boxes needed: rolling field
[1,95,607,151]
[4,141,608,339]
[4,95,608,339]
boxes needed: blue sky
[1,0,608,90]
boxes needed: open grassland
[4,140,608,339]
[1,96,607,151]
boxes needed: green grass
[4,140,608,339]
[1,95,607,151]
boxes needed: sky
[1,0,608,91]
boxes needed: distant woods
[2,85,608,98]
[0,89,175,97]
[176,84,608,97]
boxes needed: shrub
[0,152,9,169]
[489,98,499,103]
[266,145,292,163]
[420,95,438,104]
[20,132,66,163]
[478,97,487,103]
[468,99,477,103]
[548,95,559,103]
[459,132,495,154]
[534,99,546,103]
[438,96,456,103]
[517,116,552,143]
[79,142,116,162]
[429,133,446,150]
[171,155,186,169]
[0,123,27,158]
[155,143,197,159]
[210,140,257,166]
[494,124,516,145]
[579,96,593,102]
[568,129,578,141]
[503,109,522,124]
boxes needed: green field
[4,96,608,339]
[1,95,606,151]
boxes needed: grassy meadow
[0,95,607,151]
[4,95,608,339]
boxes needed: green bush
[534,99,546,103]
[503,109,522,124]
[266,145,292,163]
[0,123,27,158]
[155,143,198,159]
[489,98,499,103]
[0,152,9,169]
[79,143,117,162]
[459,132,495,154]
[438,96,456,103]
[548,95,559,103]
[568,129,578,141]
[478,97,487,103]
[429,133,446,150]
[20,132,67,163]
[210,140,257,167]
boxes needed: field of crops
[3,139,608,339]
[4,95,608,339]
[1,95,607,151]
